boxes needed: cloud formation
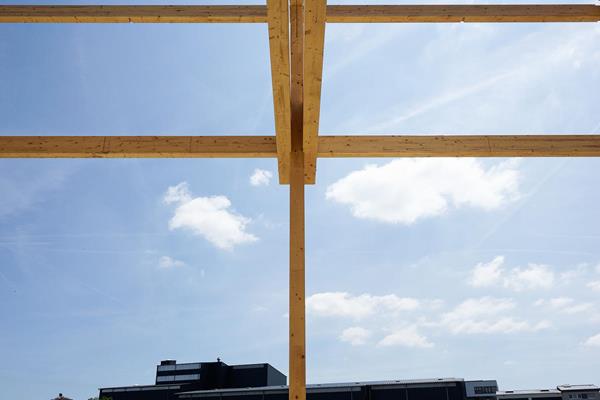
[440,297,550,335]
[534,297,592,315]
[306,292,419,319]
[587,281,600,291]
[468,256,555,291]
[326,159,519,224]
[340,327,371,346]
[378,326,434,348]
[584,333,600,347]
[249,169,273,187]
[158,256,186,269]
[164,182,257,250]
[308,291,554,348]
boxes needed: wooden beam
[267,0,292,184]
[318,135,600,157]
[289,0,306,398]
[0,5,267,23]
[326,4,600,23]
[0,136,277,158]
[3,135,600,158]
[303,0,327,184]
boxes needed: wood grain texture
[318,135,600,157]
[0,5,267,23]
[267,0,292,184]
[0,136,277,158]
[289,0,307,398]
[326,5,600,23]
[302,0,327,184]
[288,150,306,400]
[3,135,600,158]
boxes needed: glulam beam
[2,135,600,158]
[318,135,600,157]
[267,0,292,184]
[302,0,327,184]
[326,4,600,23]
[0,136,277,158]
[288,150,306,400]
[288,0,306,398]
[3,5,598,24]
[0,5,268,23]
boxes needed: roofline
[177,378,465,397]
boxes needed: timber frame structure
[1,3,600,400]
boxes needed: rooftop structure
[100,359,500,400]
[3,4,600,400]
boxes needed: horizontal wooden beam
[0,5,267,23]
[326,5,600,23]
[0,136,277,158]
[3,5,598,24]
[318,135,600,157]
[2,135,600,159]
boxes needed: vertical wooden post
[289,0,306,398]
[289,149,305,400]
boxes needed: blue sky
[1,1,600,399]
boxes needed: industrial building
[99,359,500,400]
[99,360,286,400]
[99,359,600,400]
[497,384,600,400]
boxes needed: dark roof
[178,378,463,398]
[100,384,182,393]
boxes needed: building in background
[497,384,600,400]
[99,359,599,400]
[497,388,562,400]
[99,360,286,400]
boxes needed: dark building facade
[99,360,286,400]
[178,378,497,400]
[99,359,598,400]
[99,359,497,400]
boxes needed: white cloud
[158,256,185,269]
[469,256,505,287]
[559,263,591,283]
[584,333,600,347]
[326,158,519,224]
[378,326,434,348]
[249,169,273,187]
[340,327,371,346]
[306,292,419,319]
[441,297,550,335]
[164,182,257,250]
[588,281,600,292]
[504,264,555,291]
[468,256,555,291]
[534,297,593,314]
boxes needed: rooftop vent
[160,360,176,366]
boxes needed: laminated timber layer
[1,4,600,400]
[1,4,599,23]
[1,135,600,158]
